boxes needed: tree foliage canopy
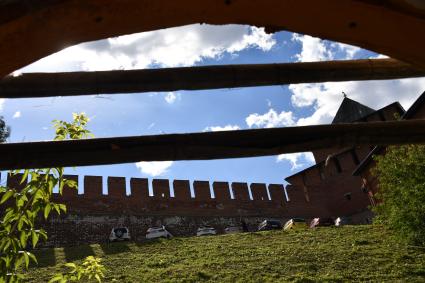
[373,144,425,246]
[0,116,10,143]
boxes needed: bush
[372,144,425,246]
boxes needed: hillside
[25,225,425,282]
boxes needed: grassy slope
[25,225,425,282]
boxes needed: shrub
[372,144,425,246]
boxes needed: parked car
[109,227,131,242]
[196,226,217,236]
[224,226,242,234]
[309,217,335,228]
[283,218,306,231]
[257,220,282,231]
[146,226,173,239]
[335,216,352,227]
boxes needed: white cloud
[243,108,315,169]
[226,26,276,53]
[277,152,315,171]
[246,109,295,128]
[21,25,275,72]
[291,33,362,62]
[203,125,240,132]
[334,42,361,59]
[264,34,424,171]
[164,92,178,104]
[292,34,332,62]
[12,111,21,119]
[135,161,173,177]
[289,34,425,126]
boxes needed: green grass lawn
[25,225,425,282]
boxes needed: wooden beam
[1,0,425,78]
[1,59,423,98]
[0,120,423,170]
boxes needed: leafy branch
[0,113,104,282]
[49,256,105,283]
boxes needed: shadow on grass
[64,244,95,262]
[33,248,56,267]
[100,241,131,255]
[134,238,178,248]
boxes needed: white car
[224,226,242,234]
[109,227,131,242]
[196,226,217,236]
[145,226,173,239]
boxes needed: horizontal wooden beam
[1,59,424,98]
[1,0,425,78]
[0,120,424,170]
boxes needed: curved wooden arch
[1,0,425,78]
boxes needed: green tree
[372,144,425,246]
[0,113,104,282]
[0,116,10,143]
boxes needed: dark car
[257,220,282,231]
[309,217,335,228]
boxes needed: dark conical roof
[332,97,375,124]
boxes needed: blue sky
[2,25,425,194]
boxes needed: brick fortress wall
[3,173,295,246]
[2,171,372,246]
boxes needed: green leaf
[48,178,56,194]
[59,180,64,194]
[17,217,27,231]
[28,252,38,265]
[48,274,64,283]
[21,251,30,269]
[0,190,14,204]
[31,230,39,248]
[19,232,27,248]
[66,180,78,190]
[58,204,67,213]
[44,204,51,219]
[38,229,48,240]
[65,262,77,269]
[20,170,29,184]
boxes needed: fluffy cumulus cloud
[291,33,361,62]
[22,25,275,72]
[277,152,315,171]
[246,109,295,128]
[203,125,240,132]
[135,161,173,177]
[292,34,332,62]
[245,34,425,170]
[289,34,425,126]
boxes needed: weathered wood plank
[1,0,425,78]
[0,120,423,170]
[1,59,423,98]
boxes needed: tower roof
[332,97,375,124]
